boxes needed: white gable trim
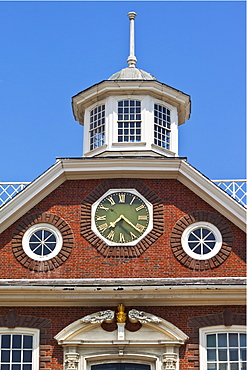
[0,158,245,233]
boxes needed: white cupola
[72,12,191,158]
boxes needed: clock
[91,189,153,246]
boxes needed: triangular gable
[0,158,245,233]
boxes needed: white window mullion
[117,100,142,143]
[89,104,106,150]
[181,222,222,260]
[22,223,63,261]
[154,103,171,150]
[200,326,247,370]
[0,329,39,370]
[215,332,218,366]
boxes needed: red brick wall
[0,305,245,370]
[0,179,245,278]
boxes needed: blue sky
[0,1,245,182]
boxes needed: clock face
[92,189,153,246]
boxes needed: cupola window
[154,104,171,150]
[90,105,105,150]
[118,100,141,142]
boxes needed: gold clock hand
[109,215,123,228]
[120,215,141,232]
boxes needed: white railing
[0,182,30,207]
[212,180,247,207]
[0,180,246,207]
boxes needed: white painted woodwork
[55,310,188,370]
[0,278,245,306]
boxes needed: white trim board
[0,282,245,306]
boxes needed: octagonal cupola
[72,12,191,158]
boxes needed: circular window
[181,222,222,260]
[22,223,63,261]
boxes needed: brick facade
[0,179,245,279]
[0,305,245,370]
[0,177,245,369]
[171,211,233,270]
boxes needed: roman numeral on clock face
[96,215,106,221]
[107,230,115,241]
[106,196,115,206]
[135,204,145,212]
[118,193,126,203]
[136,223,145,233]
[119,233,125,243]
[99,205,109,211]
[138,215,148,220]
[129,196,136,205]
[98,223,108,232]
[130,231,138,240]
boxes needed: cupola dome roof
[108,67,156,81]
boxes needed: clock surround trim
[81,179,164,258]
[91,188,153,247]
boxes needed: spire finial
[127,11,137,68]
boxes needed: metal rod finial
[127,11,137,20]
[127,11,137,68]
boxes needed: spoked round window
[181,222,222,260]
[22,223,63,261]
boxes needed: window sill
[84,144,108,157]
[112,142,146,147]
[151,143,176,156]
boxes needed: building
[0,11,246,370]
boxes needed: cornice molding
[0,279,245,306]
[72,80,191,126]
[0,277,245,284]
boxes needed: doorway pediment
[55,309,188,346]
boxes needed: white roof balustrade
[0,180,246,208]
[213,180,246,208]
[0,182,30,207]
